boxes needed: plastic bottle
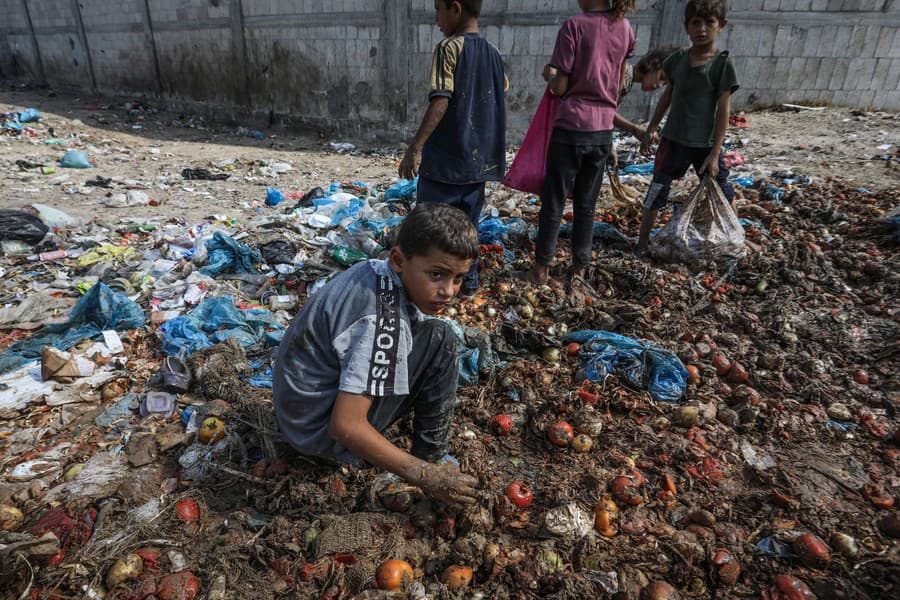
[331,246,369,267]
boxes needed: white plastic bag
[649,176,745,263]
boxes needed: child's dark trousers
[535,140,611,268]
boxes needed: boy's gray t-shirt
[273,259,421,461]
[661,49,739,148]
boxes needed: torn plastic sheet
[0,283,145,376]
[199,232,262,277]
[159,296,284,360]
[563,330,687,403]
[442,318,497,388]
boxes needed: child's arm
[329,391,480,505]
[399,97,450,180]
[699,91,732,178]
[641,84,672,154]
[614,113,647,143]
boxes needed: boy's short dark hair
[395,202,479,261]
[685,0,728,22]
[440,0,482,17]
[635,46,679,75]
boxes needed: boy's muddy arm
[614,113,647,142]
[700,91,732,178]
[330,392,480,505]
[399,97,450,179]
[642,84,672,154]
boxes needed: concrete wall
[0,0,897,141]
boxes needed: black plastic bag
[259,240,296,265]
[0,209,49,244]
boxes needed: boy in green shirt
[634,0,739,257]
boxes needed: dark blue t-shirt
[419,33,507,185]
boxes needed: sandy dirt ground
[0,87,897,225]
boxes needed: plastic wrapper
[650,176,746,264]
[563,330,687,403]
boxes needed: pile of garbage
[1,104,898,600]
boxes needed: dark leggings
[534,140,610,268]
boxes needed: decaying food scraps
[0,93,897,599]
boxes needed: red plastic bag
[503,88,558,195]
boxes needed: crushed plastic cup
[140,392,176,418]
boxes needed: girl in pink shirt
[522,0,635,284]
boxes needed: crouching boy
[273,203,480,505]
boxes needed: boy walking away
[634,0,739,257]
[399,0,507,298]
[273,203,480,506]
[521,0,636,285]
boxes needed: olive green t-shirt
[661,49,739,148]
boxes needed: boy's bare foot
[568,265,585,280]
[513,265,550,285]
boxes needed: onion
[712,549,740,586]
[0,504,24,532]
[542,347,561,363]
[107,553,145,588]
[642,581,679,600]
[829,533,858,559]
[672,406,699,428]
[570,434,593,453]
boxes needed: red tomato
[505,482,533,508]
[490,415,513,436]
[712,354,732,376]
[685,365,701,384]
[546,422,574,447]
[375,559,414,592]
[157,572,200,600]
[442,565,473,590]
[566,342,581,356]
[175,499,199,522]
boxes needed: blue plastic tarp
[385,177,418,201]
[563,330,687,403]
[199,232,261,277]
[159,296,283,358]
[442,318,497,388]
[730,177,755,187]
[619,163,654,175]
[0,283,145,375]
[17,108,41,123]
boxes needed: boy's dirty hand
[417,462,480,506]
[640,131,660,156]
[399,148,420,180]
[633,125,648,144]
[699,153,719,178]
[607,145,618,169]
